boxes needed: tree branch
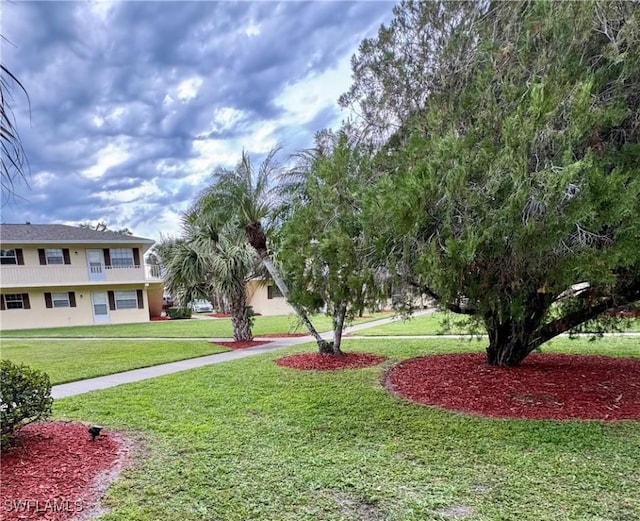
[406,279,478,315]
[530,279,640,351]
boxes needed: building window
[5,294,24,309]
[1,293,30,310]
[0,249,17,265]
[46,249,64,265]
[110,249,135,267]
[45,292,76,309]
[38,248,70,265]
[52,292,70,307]
[114,290,137,309]
[267,284,283,299]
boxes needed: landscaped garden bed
[210,340,272,350]
[0,422,132,521]
[258,332,309,338]
[386,352,640,421]
[276,352,387,370]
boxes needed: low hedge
[167,306,193,320]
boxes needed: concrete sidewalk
[51,310,435,399]
[51,337,308,399]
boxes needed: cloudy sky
[2,1,394,241]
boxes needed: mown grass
[1,340,229,385]
[53,336,640,521]
[357,311,471,336]
[359,311,640,336]
[0,312,393,338]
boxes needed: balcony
[0,264,163,288]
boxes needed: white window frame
[0,249,17,265]
[110,248,135,268]
[45,248,64,265]
[5,294,24,309]
[52,292,71,308]
[115,290,137,309]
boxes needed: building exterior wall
[246,280,295,316]
[1,246,162,288]
[147,284,164,317]
[0,286,153,330]
[0,228,164,330]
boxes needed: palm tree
[195,147,330,351]
[163,216,257,341]
[162,239,209,307]
[1,61,30,200]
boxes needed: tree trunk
[484,318,534,367]
[483,294,548,366]
[244,223,327,350]
[331,304,347,355]
[230,292,252,341]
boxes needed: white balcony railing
[0,264,163,287]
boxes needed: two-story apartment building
[0,224,164,330]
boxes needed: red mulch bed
[208,313,262,318]
[386,353,640,421]
[276,352,387,371]
[210,340,273,350]
[259,332,309,338]
[1,421,129,521]
[150,316,169,321]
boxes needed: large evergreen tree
[355,1,640,365]
[280,132,383,354]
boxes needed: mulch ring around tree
[210,340,273,350]
[386,353,640,421]
[207,313,262,318]
[276,352,387,371]
[1,421,136,521]
[259,332,309,338]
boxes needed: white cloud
[275,53,352,126]
[88,0,118,21]
[32,171,57,189]
[82,142,130,180]
[176,77,204,102]
[95,179,162,203]
[146,207,184,239]
[188,139,240,182]
[197,107,245,137]
[244,20,262,37]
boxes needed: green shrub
[167,306,192,320]
[246,305,255,329]
[1,360,53,447]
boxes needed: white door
[92,292,110,323]
[87,249,105,281]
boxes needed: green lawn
[1,340,229,385]
[0,312,394,339]
[53,336,640,521]
[357,311,472,336]
[358,311,640,336]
